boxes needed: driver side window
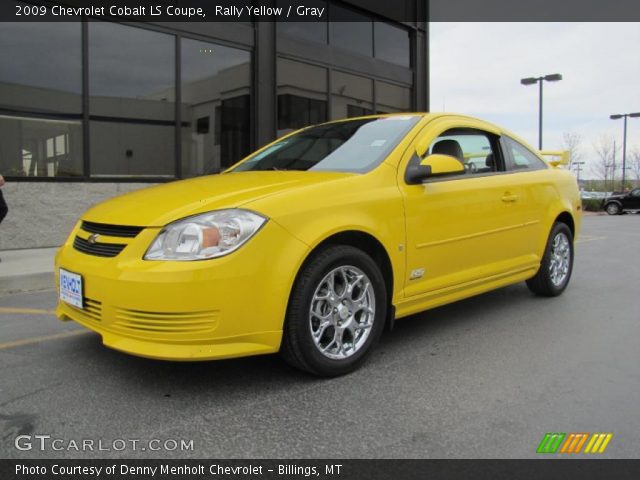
[427,129,498,176]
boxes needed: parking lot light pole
[573,161,585,182]
[521,74,563,150]
[610,112,640,190]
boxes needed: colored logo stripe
[584,433,613,454]
[559,433,589,453]
[537,433,613,454]
[537,433,566,453]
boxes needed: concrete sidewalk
[0,247,57,293]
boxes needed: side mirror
[406,153,465,184]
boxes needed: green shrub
[582,198,603,212]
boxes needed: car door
[398,119,536,300]
[500,135,553,257]
[625,188,640,209]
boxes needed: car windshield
[231,116,420,173]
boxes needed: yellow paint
[0,307,56,315]
[540,150,570,167]
[0,330,89,350]
[54,113,581,361]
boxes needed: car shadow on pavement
[58,282,540,393]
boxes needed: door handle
[501,193,519,203]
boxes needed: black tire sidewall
[288,246,387,376]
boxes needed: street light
[573,161,585,182]
[610,112,640,190]
[520,73,563,149]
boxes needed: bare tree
[562,132,583,170]
[629,148,640,187]
[591,135,618,191]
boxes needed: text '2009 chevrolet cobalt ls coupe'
[56,114,581,376]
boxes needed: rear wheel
[281,245,387,377]
[526,222,574,297]
[605,202,621,215]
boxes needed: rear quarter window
[503,136,548,172]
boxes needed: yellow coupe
[55,114,581,376]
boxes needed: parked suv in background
[602,188,640,215]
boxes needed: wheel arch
[290,230,396,331]
[554,211,575,238]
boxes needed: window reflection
[329,5,373,57]
[0,116,82,177]
[331,71,373,120]
[277,0,327,44]
[0,22,83,177]
[181,38,251,176]
[0,22,82,113]
[277,58,328,136]
[374,22,410,67]
[88,22,175,177]
[376,81,411,113]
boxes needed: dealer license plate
[59,268,83,309]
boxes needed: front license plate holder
[59,268,83,309]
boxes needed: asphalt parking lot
[1,215,639,459]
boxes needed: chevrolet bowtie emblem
[88,233,100,244]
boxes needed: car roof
[323,112,540,157]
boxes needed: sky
[429,22,640,179]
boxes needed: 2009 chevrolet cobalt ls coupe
[56,114,581,376]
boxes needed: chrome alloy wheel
[549,232,571,287]
[309,265,376,360]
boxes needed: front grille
[113,308,219,335]
[81,221,144,238]
[73,236,126,257]
[83,298,102,321]
[67,297,102,323]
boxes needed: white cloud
[430,22,640,178]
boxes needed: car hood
[604,194,625,200]
[82,171,354,227]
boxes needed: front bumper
[55,219,309,361]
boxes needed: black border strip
[3,0,640,22]
[2,459,640,480]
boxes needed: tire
[526,222,574,297]
[605,202,621,215]
[280,245,387,377]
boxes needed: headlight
[144,209,267,261]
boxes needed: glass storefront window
[88,22,175,177]
[374,22,411,67]
[1,17,413,181]
[329,5,373,57]
[331,71,373,120]
[277,58,328,136]
[376,81,412,113]
[0,22,83,177]
[277,0,327,44]
[181,38,252,176]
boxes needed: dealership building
[0,1,428,250]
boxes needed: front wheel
[280,245,387,377]
[526,222,574,297]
